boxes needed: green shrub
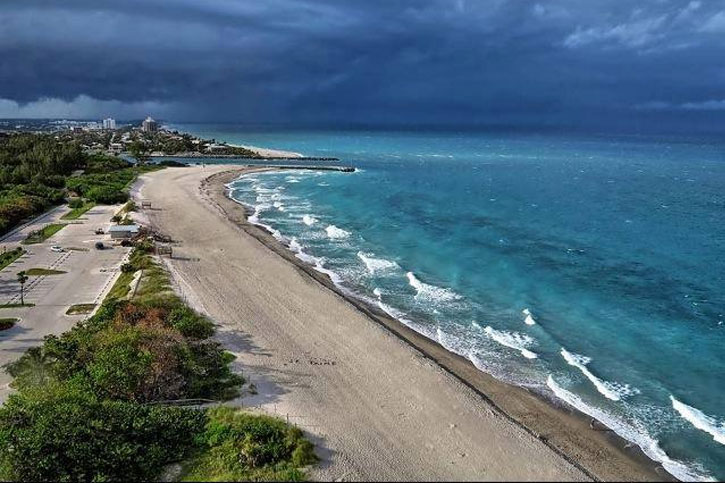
[7,299,242,403]
[68,197,84,209]
[85,185,129,204]
[168,305,215,339]
[0,381,206,482]
[182,407,317,481]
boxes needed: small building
[108,224,140,240]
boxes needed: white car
[50,245,64,253]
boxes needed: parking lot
[0,203,131,402]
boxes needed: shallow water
[173,124,725,480]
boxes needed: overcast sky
[1,0,724,132]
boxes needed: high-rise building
[141,116,158,133]
[102,118,116,130]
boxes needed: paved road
[0,204,131,403]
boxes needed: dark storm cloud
[1,0,724,130]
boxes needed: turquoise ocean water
[170,124,724,480]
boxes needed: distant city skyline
[1,0,724,134]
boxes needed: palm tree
[17,271,28,305]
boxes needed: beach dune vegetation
[0,241,317,482]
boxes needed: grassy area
[0,303,35,309]
[65,304,96,315]
[180,407,316,482]
[106,270,135,300]
[22,223,66,244]
[0,248,25,272]
[61,200,95,220]
[25,268,66,276]
[0,318,18,331]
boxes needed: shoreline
[207,167,675,482]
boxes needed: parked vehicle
[50,245,63,253]
[95,242,104,250]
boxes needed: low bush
[7,297,242,402]
[0,381,206,481]
[182,407,317,481]
[68,197,84,209]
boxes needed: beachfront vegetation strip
[0,247,24,272]
[0,242,316,481]
[0,318,18,331]
[22,223,66,244]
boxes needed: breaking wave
[522,308,536,325]
[548,376,709,482]
[325,225,350,239]
[475,323,537,359]
[671,396,725,446]
[560,348,639,401]
[406,272,460,304]
[357,251,398,274]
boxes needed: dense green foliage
[0,134,134,234]
[66,161,162,204]
[0,381,206,481]
[182,407,317,481]
[7,297,240,403]
[0,133,82,185]
[0,133,82,234]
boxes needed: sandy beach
[136,165,672,482]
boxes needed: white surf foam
[248,204,271,224]
[547,376,710,482]
[671,396,725,446]
[406,272,460,303]
[302,214,317,226]
[273,201,285,211]
[371,287,436,338]
[522,308,536,325]
[325,225,350,239]
[288,237,303,254]
[478,324,538,359]
[560,348,639,401]
[357,252,398,274]
[288,245,343,286]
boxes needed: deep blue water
[172,124,725,481]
